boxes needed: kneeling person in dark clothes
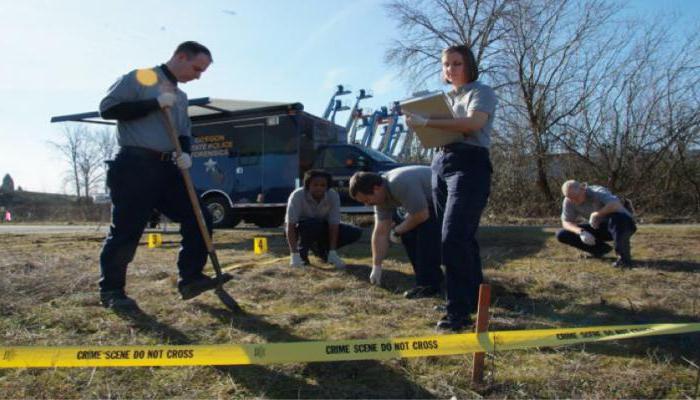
[285,170,362,268]
[349,167,443,299]
[556,179,637,268]
[98,41,231,310]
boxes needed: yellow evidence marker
[147,233,162,248]
[253,237,268,254]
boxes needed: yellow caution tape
[1,323,698,368]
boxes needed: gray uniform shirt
[375,166,432,221]
[285,187,341,225]
[447,80,497,149]
[561,185,632,223]
[100,67,191,152]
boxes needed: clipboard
[400,91,464,148]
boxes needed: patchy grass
[1,224,699,398]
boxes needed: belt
[119,146,173,161]
[439,143,488,154]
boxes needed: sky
[0,0,698,194]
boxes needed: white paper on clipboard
[399,92,464,148]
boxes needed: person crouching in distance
[349,166,443,300]
[556,179,637,268]
[285,169,362,268]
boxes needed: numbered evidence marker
[253,237,268,254]
[147,233,163,248]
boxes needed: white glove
[290,252,304,267]
[389,228,402,245]
[327,250,345,268]
[579,230,596,246]
[405,112,428,127]
[172,152,192,169]
[370,265,382,286]
[589,212,602,229]
[157,92,177,108]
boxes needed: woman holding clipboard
[405,45,497,331]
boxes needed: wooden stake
[471,283,491,385]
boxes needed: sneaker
[612,257,634,269]
[592,244,613,258]
[178,273,233,300]
[404,286,441,299]
[100,291,138,310]
[436,314,471,332]
[583,243,613,259]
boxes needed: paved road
[0,223,273,234]
[0,223,695,235]
[0,224,110,234]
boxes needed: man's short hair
[561,179,582,196]
[174,41,212,61]
[303,169,333,190]
[349,172,383,198]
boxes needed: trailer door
[230,123,265,204]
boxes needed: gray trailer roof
[50,97,299,125]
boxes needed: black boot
[613,235,634,268]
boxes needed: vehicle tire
[203,196,240,229]
[253,211,285,228]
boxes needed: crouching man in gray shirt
[349,166,443,299]
[556,179,637,268]
[285,170,362,268]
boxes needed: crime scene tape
[1,323,698,368]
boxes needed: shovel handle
[161,108,223,277]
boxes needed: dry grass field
[1,223,699,398]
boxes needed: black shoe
[100,291,138,310]
[436,314,471,332]
[612,257,634,269]
[434,303,477,314]
[299,249,311,265]
[178,273,233,300]
[404,286,441,299]
[590,243,613,259]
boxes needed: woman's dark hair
[348,172,383,198]
[442,44,479,84]
[303,169,333,190]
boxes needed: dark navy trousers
[556,212,636,259]
[399,206,444,290]
[432,144,492,317]
[296,219,363,260]
[99,151,212,294]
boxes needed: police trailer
[51,98,403,229]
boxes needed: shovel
[161,107,241,312]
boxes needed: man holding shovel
[98,41,232,309]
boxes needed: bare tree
[554,24,700,212]
[384,0,513,88]
[383,0,700,218]
[496,0,622,204]
[93,127,118,193]
[76,134,104,201]
[50,125,117,199]
[50,125,84,198]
